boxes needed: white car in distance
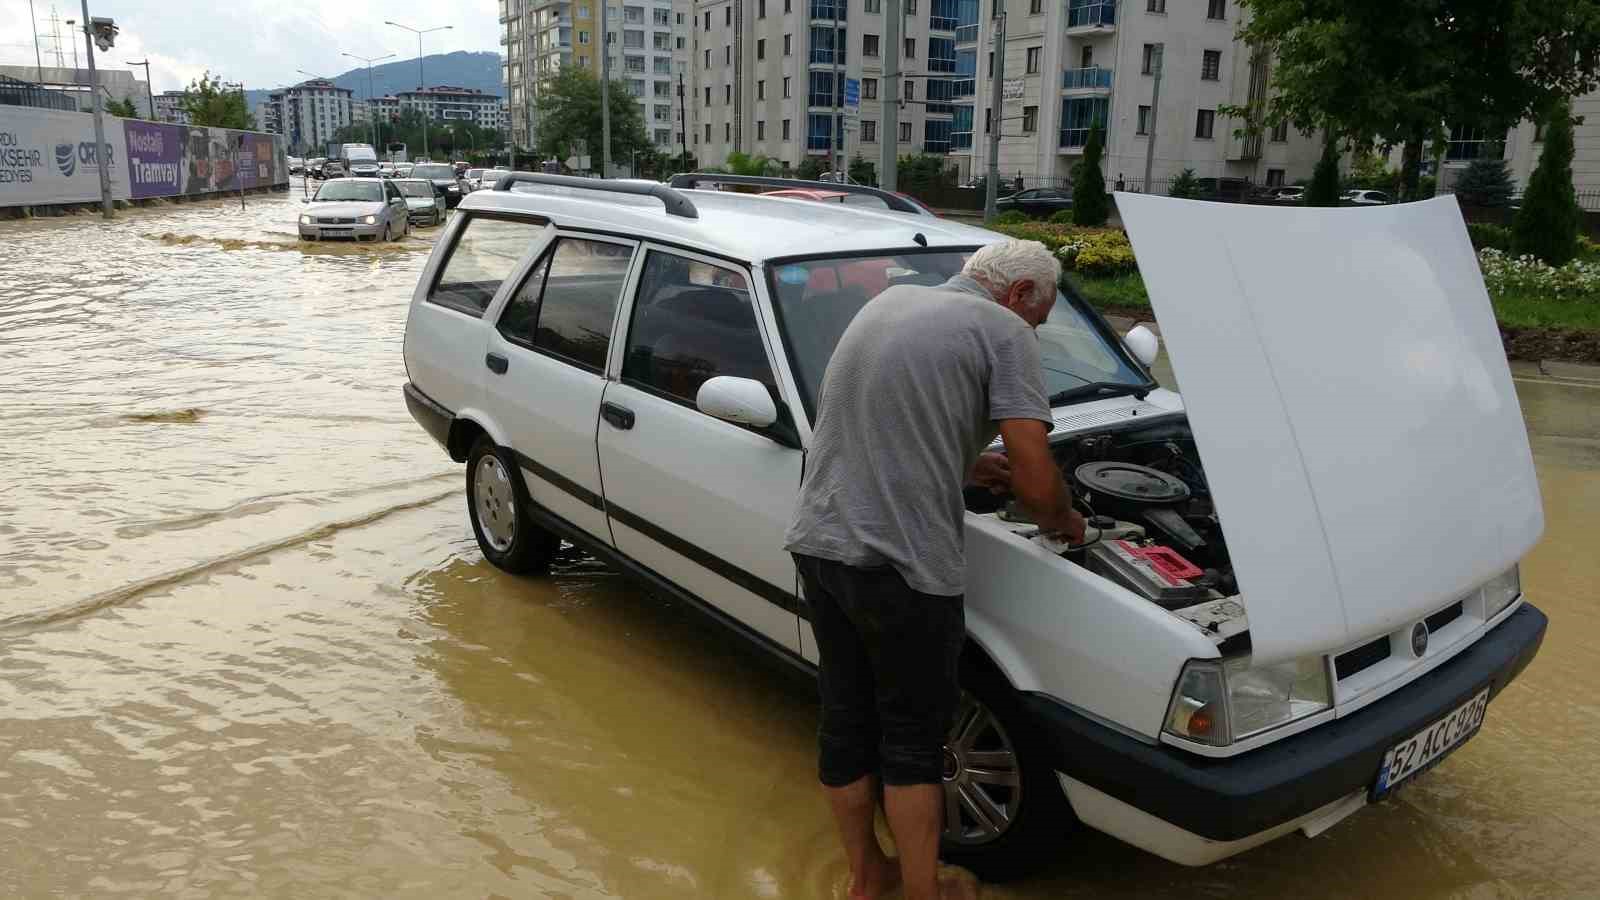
[399,173,1546,878]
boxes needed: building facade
[155,90,191,125]
[266,79,355,156]
[395,86,506,130]
[603,0,696,156]
[503,0,602,149]
[0,65,150,118]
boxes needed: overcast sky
[0,0,500,93]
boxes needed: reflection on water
[1,187,1599,897]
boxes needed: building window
[1207,0,1224,18]
[863,77,877,99]
[705,11,710,29]
[727,6,733,24]
[1137,105,1151,134]
[758,38,766,58]
[1022,105,1038,132]
[677,12,684,23]
[726,45,731,63]
[1146,0,1164,10]
[907,0,916,12]
[624,29,643,48]
[1270,119,1288,142]
[758,79,766,99]
[783,118,792,139]
[987,51,993,76]
[906,38,916,58]
[1142,43,1156,74]
[760,0,767,15]
[706,86,712,104]
[579,30,591,43]
[726,122,732,140]
[786,0,792,10]
[624,5,645,23]
[1195,108,1215,139]
[1201,49,1221,80]
[654,7,671,24]
[705,48,711,66]
[784,76,792,97]
[726,84,732,103]
[1029,0,1042,12]
[706,122,712,141]
[1026,46,1040,73]
[1080,45,1093,67]
[866,0,880,11]
[864,34,880,56]
[863,119,877,142]
[900,121,912,142]
[1266,168,1285,187]
[758,120,766,138]
[677,36,686,48]
[785,33,793,54]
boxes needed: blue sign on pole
[844,77,861,112]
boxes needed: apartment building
[947,0,1322,187]
[504,0,608,149]
[690,0,957,170]
[601,0,696,155]
[266,80,355,156]
[154,90,191,125]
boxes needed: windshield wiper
[1048,381,1149,406]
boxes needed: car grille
[1334,637,1391,680]
[318,217,357,224]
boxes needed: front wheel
[465,437,559,574]
[939,661,1076,882]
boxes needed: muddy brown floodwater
[1,187,1598,899]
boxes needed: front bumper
[299,221,384,240]
[1025,602,1547,850]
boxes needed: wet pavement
[1,185,1598,898]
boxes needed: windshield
[767,250,1151,419]
[313,181,384,203]
[412,164,455,179]
[396,180,435,198]
[466,169,484,179]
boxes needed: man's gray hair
[962,240,1061,306]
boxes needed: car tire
[938,658,1077,883]
[465,436,560,575]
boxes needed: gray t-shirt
[784,274,1053,596]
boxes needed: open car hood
[1117,194,1542,664]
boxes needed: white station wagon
[401,174,1547,879]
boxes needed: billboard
[0,106,126,206]
[125,122,287,198]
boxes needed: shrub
[1049,209,1076,224]
[995,210,1031,225]
[1513,102,1582,266]
[1467,223,1513,253]
[1478,247,1600,297]
[1072,127,1110,226]
[1168,168,1201,199]
[796,157,826,181]
[1307,137,1342,207]
[1454,157,1515,208]
[847,154,877,186]
[1055,230,1138,276]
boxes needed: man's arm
[997,419,1085,543]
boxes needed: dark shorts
[795,553,965,787]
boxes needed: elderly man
[785,240,1085,900]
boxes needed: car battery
[1086,540,1214,609]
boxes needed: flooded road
[1,186,1598,898]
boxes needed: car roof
[457,183,999,262]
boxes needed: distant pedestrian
[1013,175,1024,194]
[1115,173,1126,192]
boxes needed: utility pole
[28,0,43,82]
[831,0,841,177]
[79,3,113,219]
[983,10,1005,221]
[343,51,397,150]
[385,20,452,160]
[600,0,612,176]
[1141,43,1162,193]
[881,0,900,190]
[65,19,79,73]
[127,59,153,118]
[678,71,688,171]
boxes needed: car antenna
[912,232,928,247]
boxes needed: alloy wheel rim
[473,455,516,552]
[942,691,1023,846]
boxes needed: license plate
[321,228,351,237]
[1373,688,1490,798]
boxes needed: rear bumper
[1025,602,1547,847]
[404,382,453,451]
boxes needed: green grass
[1065,272,1150,313]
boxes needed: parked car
[401,175,1545,878]
[394,177,445,227]
[1194,177,1253,201]
[410,162,466,208]
[463,168,486,192]
[1272,186,1306,202]
[996,188,1073,218]
[1344,189,1392,205]
[322,161,346,179]
[297,177,410,241]
[378,162,397,178]
[307,157,328,179]
[288,156,305,175]
[395,163,414,178]
[340,143,381,178]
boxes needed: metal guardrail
[955,24,979,43]
[667,173,927,215]
[1062,66,1113,89]
[492,172,700,218]
[1066,0,1116,28]
[0,74,79,112]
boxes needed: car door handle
[485,353,508,374]
[601,401,635,430]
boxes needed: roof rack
[491,172,699,219]
[666,173,924,215]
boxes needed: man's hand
[970,452,1012,494]
[997,418,1085,543]
[1051,507,1089,545]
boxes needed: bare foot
[847,855,902,900]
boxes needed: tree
[1072,126,1110,226]
[795,156,826,181]
[532,68,651,172]
[1513,102,1582,265]
[725,151,778,175]
[1168,168,1201,199]
[1230,0,1600,202]
[896,153,951,192]
[847,153,876,186]
[182,71,254,129]
[104,97,139,118]
[1307,136,1343,206]
[1453,156,1515,208]
[1349,151,1399,194]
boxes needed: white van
[399,174,1547,880]
[340,143,380,178]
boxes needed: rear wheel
[938,660,1076,882]
[465,436,559,574]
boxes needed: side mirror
[1123,324,1160,367]
[300,197,310,204]
[696,376,778,428]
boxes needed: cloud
[0,0,499,92]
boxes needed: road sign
[844,77,860,119]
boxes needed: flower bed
[987,223,1138,277]
[1477,248,1600,298]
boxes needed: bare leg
[824,775,900,900]
[883,783,948,900]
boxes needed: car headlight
[1165,654,1332,746]
[1483,565,1521,618]
[299,214,312,225]
[362,215,377,225]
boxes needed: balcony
[810,47,846,65]
[1059,127,1092,152]
[1065,0,1115,31]
[1061,65,1112,91]
[952,78,975,99]
[930,14,958,31]
[955,23,979,43]
[951,131,973,151]
[810,0,846,20]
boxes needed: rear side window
[427,216,541,317]
[622,251,775,405]
[498,237,634,371]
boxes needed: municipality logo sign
[55,143,76,177]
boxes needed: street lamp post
[384,20,452,161]
[342,51,396,151]
[126,58,153,119]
